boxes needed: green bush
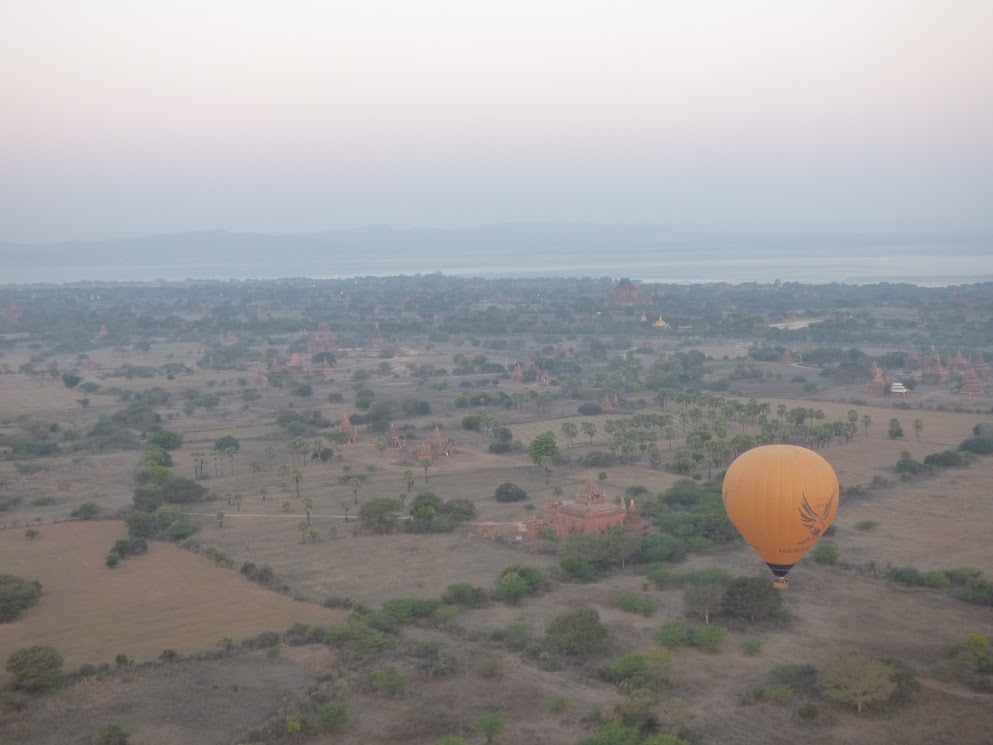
[691,625,727,652]
[380,597,443,624]
[441,582,488,608]
[5,645,64,692]
[671,567,732,586]
[0,574,43,623]
[95,724,130,745]
[615,595,657,617]
[888,566,924,586]
[854,520,879,531]
[495,565,544,604]
[741,638,764,655]
[654,620,692,649]
[325,620,397,652]
[811,544,839,565]
[546,608,610,656]
[70,501,102,520]
[753,684,792,704]
[370,666,410,697]
[768,664,818,694]
[318,702,349,732]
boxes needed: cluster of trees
[357,492,477,534]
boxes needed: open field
[0,521,343,670]
[3,277,993,745]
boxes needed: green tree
[348,476,363,504]
[375,436,388,458]
[0,574,43,622]
[340,500,352,522]
[215,511,225,528]
[5,645,63,691]
[888,418,904,440]
[819,655,897,713]
[862,414,872,437]
[232,493,243,511]
[720,577,783,622]
[264,445,277,470]
[494,482,527,502]
[913,418,924,441]
[546,608,610,656]
[213,435,240,454]
[561,421,579,448]
[61,371,82,388]
[148,430,183,450]
[298,521,310,543]
[684,583,725,625]
[474,711,507,744]
[581,421,597,445]
[302,496,314,524]
[403,469,416,492]
[528,432,559,483]
[291,467,303,498]
[360,498,403,533]
[421,457,432,483]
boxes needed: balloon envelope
[722,445,839,579]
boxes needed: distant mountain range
[1,225,990,285]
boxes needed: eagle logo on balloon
[797,491,834,545]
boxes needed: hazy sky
[1,0,991,243]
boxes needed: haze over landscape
[2,0,992,277]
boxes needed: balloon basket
[773,578,790,589]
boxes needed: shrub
[742,638,765,655]
[888,566,924,586]
[578,403,603,416]
[959,436,993,454]
[325,620,397,652]
[548,695,570,712]
[546,608,610,656]
[670,567,732,586]
[474,711,506,744]
[811,544,839,565]
[615,595,657,617]
[441,582,488,608]
[560,555,598,582]
[370,666,410,697]
[655,621,692,650]
[105,552,121,568]
[494,482,527,502]
[691,625,728,652]
[768,664,819,694]
[495,565,544,604]
[753,684,793,704]
[854,520,879,531]
[70,501,102,520]
[0,574,43,623]
[318,702,349,732]
[924,450,968,467]
[95,724,130,745]
[5,645,64,692]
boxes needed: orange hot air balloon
[722,445,839,588]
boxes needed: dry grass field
[0,521,343,670]
[0,650,329,745]
[3,328,993,745]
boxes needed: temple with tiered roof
[527,474,649,540]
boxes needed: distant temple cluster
[526,474,649,540]
[864,348,990,397]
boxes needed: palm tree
[264,445,276,470]
[298,521,309,543]
[260,487,269,502]
[232,493,243,511]
[291,467,303,499]
[348,477,362,504]
[215,511,225,528]
[302,496,314,524]
[340,500,352,522]
[402,469,415,492]
[420,458,432,483]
